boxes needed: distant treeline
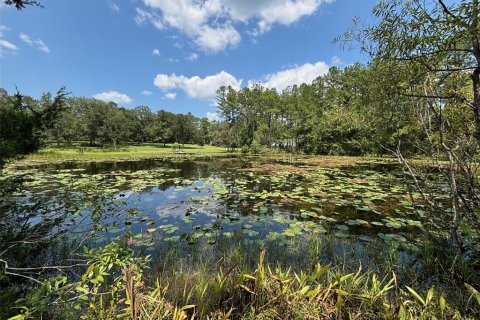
[0,88,220,151]
[46,98,217,148]
[1,61,472,158]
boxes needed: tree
[97,104,132,148]
[3,0,42,10]
[130,106,155,143]
[197,118,212,146]
[340,0,480,251]
[173,113,196,145]
[0,88,67,165]
[340,0,480,144]
[149,110,174,146]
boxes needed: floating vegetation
[0,157,436,255]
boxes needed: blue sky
[0,0,376,119]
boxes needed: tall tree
[340,0,480,144]
[0,88,67,165]
[340,0,480,251]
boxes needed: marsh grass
[124,235,480,319]
[51,234,476,319]
[7,231,480,319]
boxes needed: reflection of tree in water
[0,175,123,317]
[0,177,64,315]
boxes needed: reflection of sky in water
[4,158,422,267]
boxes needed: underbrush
[9,236,480,320]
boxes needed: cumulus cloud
[19,32,50,53]
[142,90,153,96]
[206,111,220,122]
[194,24,240,52]
[154,71,242,99]
[249,0,332,35]
[93,91,133,104]
[164,92,177,99]
[152,48,160,56]
[135,0,333,52]
[250,60,330,91]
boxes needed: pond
[2,156,429,271]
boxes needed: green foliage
[9,240,150,320]
[0,88,67,165]
[39,96,219,149]
[3,0,42,10]
[215,63,423,156]
[9,245,479,319]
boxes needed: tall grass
[15,235,477,319]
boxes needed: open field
[14,143,230,163]
[9,143,448,172]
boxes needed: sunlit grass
[19,143,231,162]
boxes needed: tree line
[47,96,218,148]
[1,56,473,164]
[215,61,473,157]
[0,88,222,157]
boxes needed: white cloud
[142,90,153,96]
[108,1,120,12]
[331,55,341,65]
[136,0,333,52]
[206,111,220,122]
[185,52,198,61]
[0,39,18,51]
[19,32,50,53]
[93,91,133,104]
[154,70,242,99]
[152,48,160,56]
[135,8,163,29]
[250,60,329,91]
[250,0,332,35]
[164,92,177,99]
[0,25,18,57]
[0,25,9,37]
[167,57,179,62]
[0,38,18,58]
[194,24,240,52]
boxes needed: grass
[13,143,231,164]
[19,235,480,319]
[9,142,440,170]
[11,142,402,168]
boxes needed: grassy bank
[8,143,405,169]
[11,143,230,164]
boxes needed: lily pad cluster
[0,159,436,252]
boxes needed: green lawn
[18,143,231,163]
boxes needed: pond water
[2,156,428,268]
